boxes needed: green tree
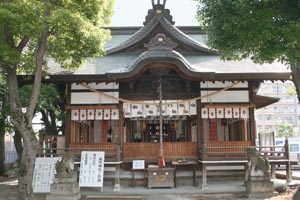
[276,123,295,138]
[195,0,300,103]
[0,1,114,199]
[20,83,65,136]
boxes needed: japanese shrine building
[48,1,290,164]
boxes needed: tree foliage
[276,123,295,138]
[0,1,114,199]
[20,83,65,135]
[195,0,300,102]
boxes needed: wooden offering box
[147,167,174,188]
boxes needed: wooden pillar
[285,138,292,182]
[209,119,218,141]
[197,100,203,146]
[244,119,248,141]
[118,102,124,149]
[248,82,256,146]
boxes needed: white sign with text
[79,151,105,188]
[32,157,62,193]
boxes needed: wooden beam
[65,105,119,110]
[203,104,255,108]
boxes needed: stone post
[46,154,80,200]
[245,147,274,198]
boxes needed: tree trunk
[16,128,39,200]
[291,66,300,103]
[13,130,23,161]
[0,132,5,176]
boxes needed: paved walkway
[1,169,300,200]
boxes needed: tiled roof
[106,15,216,55]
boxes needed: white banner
[216,108,224,118]
[123,103,132,118]
[87,109,95,120]
[225,108,232,118]
[147,104,158,116]
[209,108,216,118]
[201,108,208,118]
[132,104,143,117]
[233,108,240,118]
[80,109,87,121]
[240,108,249,119]
[71,110,79,121]
[111,109,119,120]
[190,101,197,115]
[103,109,111,120]
[79,151,105,188]
[95,109,103,120]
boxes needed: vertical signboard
[79,151,105,188]
[32,157,62,193]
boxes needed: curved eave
[106,16,216,55]
[159,17,217,55]
[106,49,215,80]
[254,95,280,109]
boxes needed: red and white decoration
[123,101,198,118]
[71,109,119,121]
[202,107,249,119]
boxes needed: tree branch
[26,0,50,124]
[17,36,30,52]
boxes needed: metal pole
[158,77,165,168]
[159,77,163,149]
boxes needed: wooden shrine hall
[45,0,292,187]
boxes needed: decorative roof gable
[106,1,216,55]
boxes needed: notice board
[79,151,105,188]
[32,157,62,193]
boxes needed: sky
[111,0,199,26]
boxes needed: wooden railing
[69,143,115,155]
[200,140,252,160]
[123,142,198,162]
[199,138,293,185]
[37,143,116,160]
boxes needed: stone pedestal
[245,176,274,198]
[46,177,81,200]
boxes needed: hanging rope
[80,81,241,106]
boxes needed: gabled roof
[106,5,216,55]
[44,2,291,83]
